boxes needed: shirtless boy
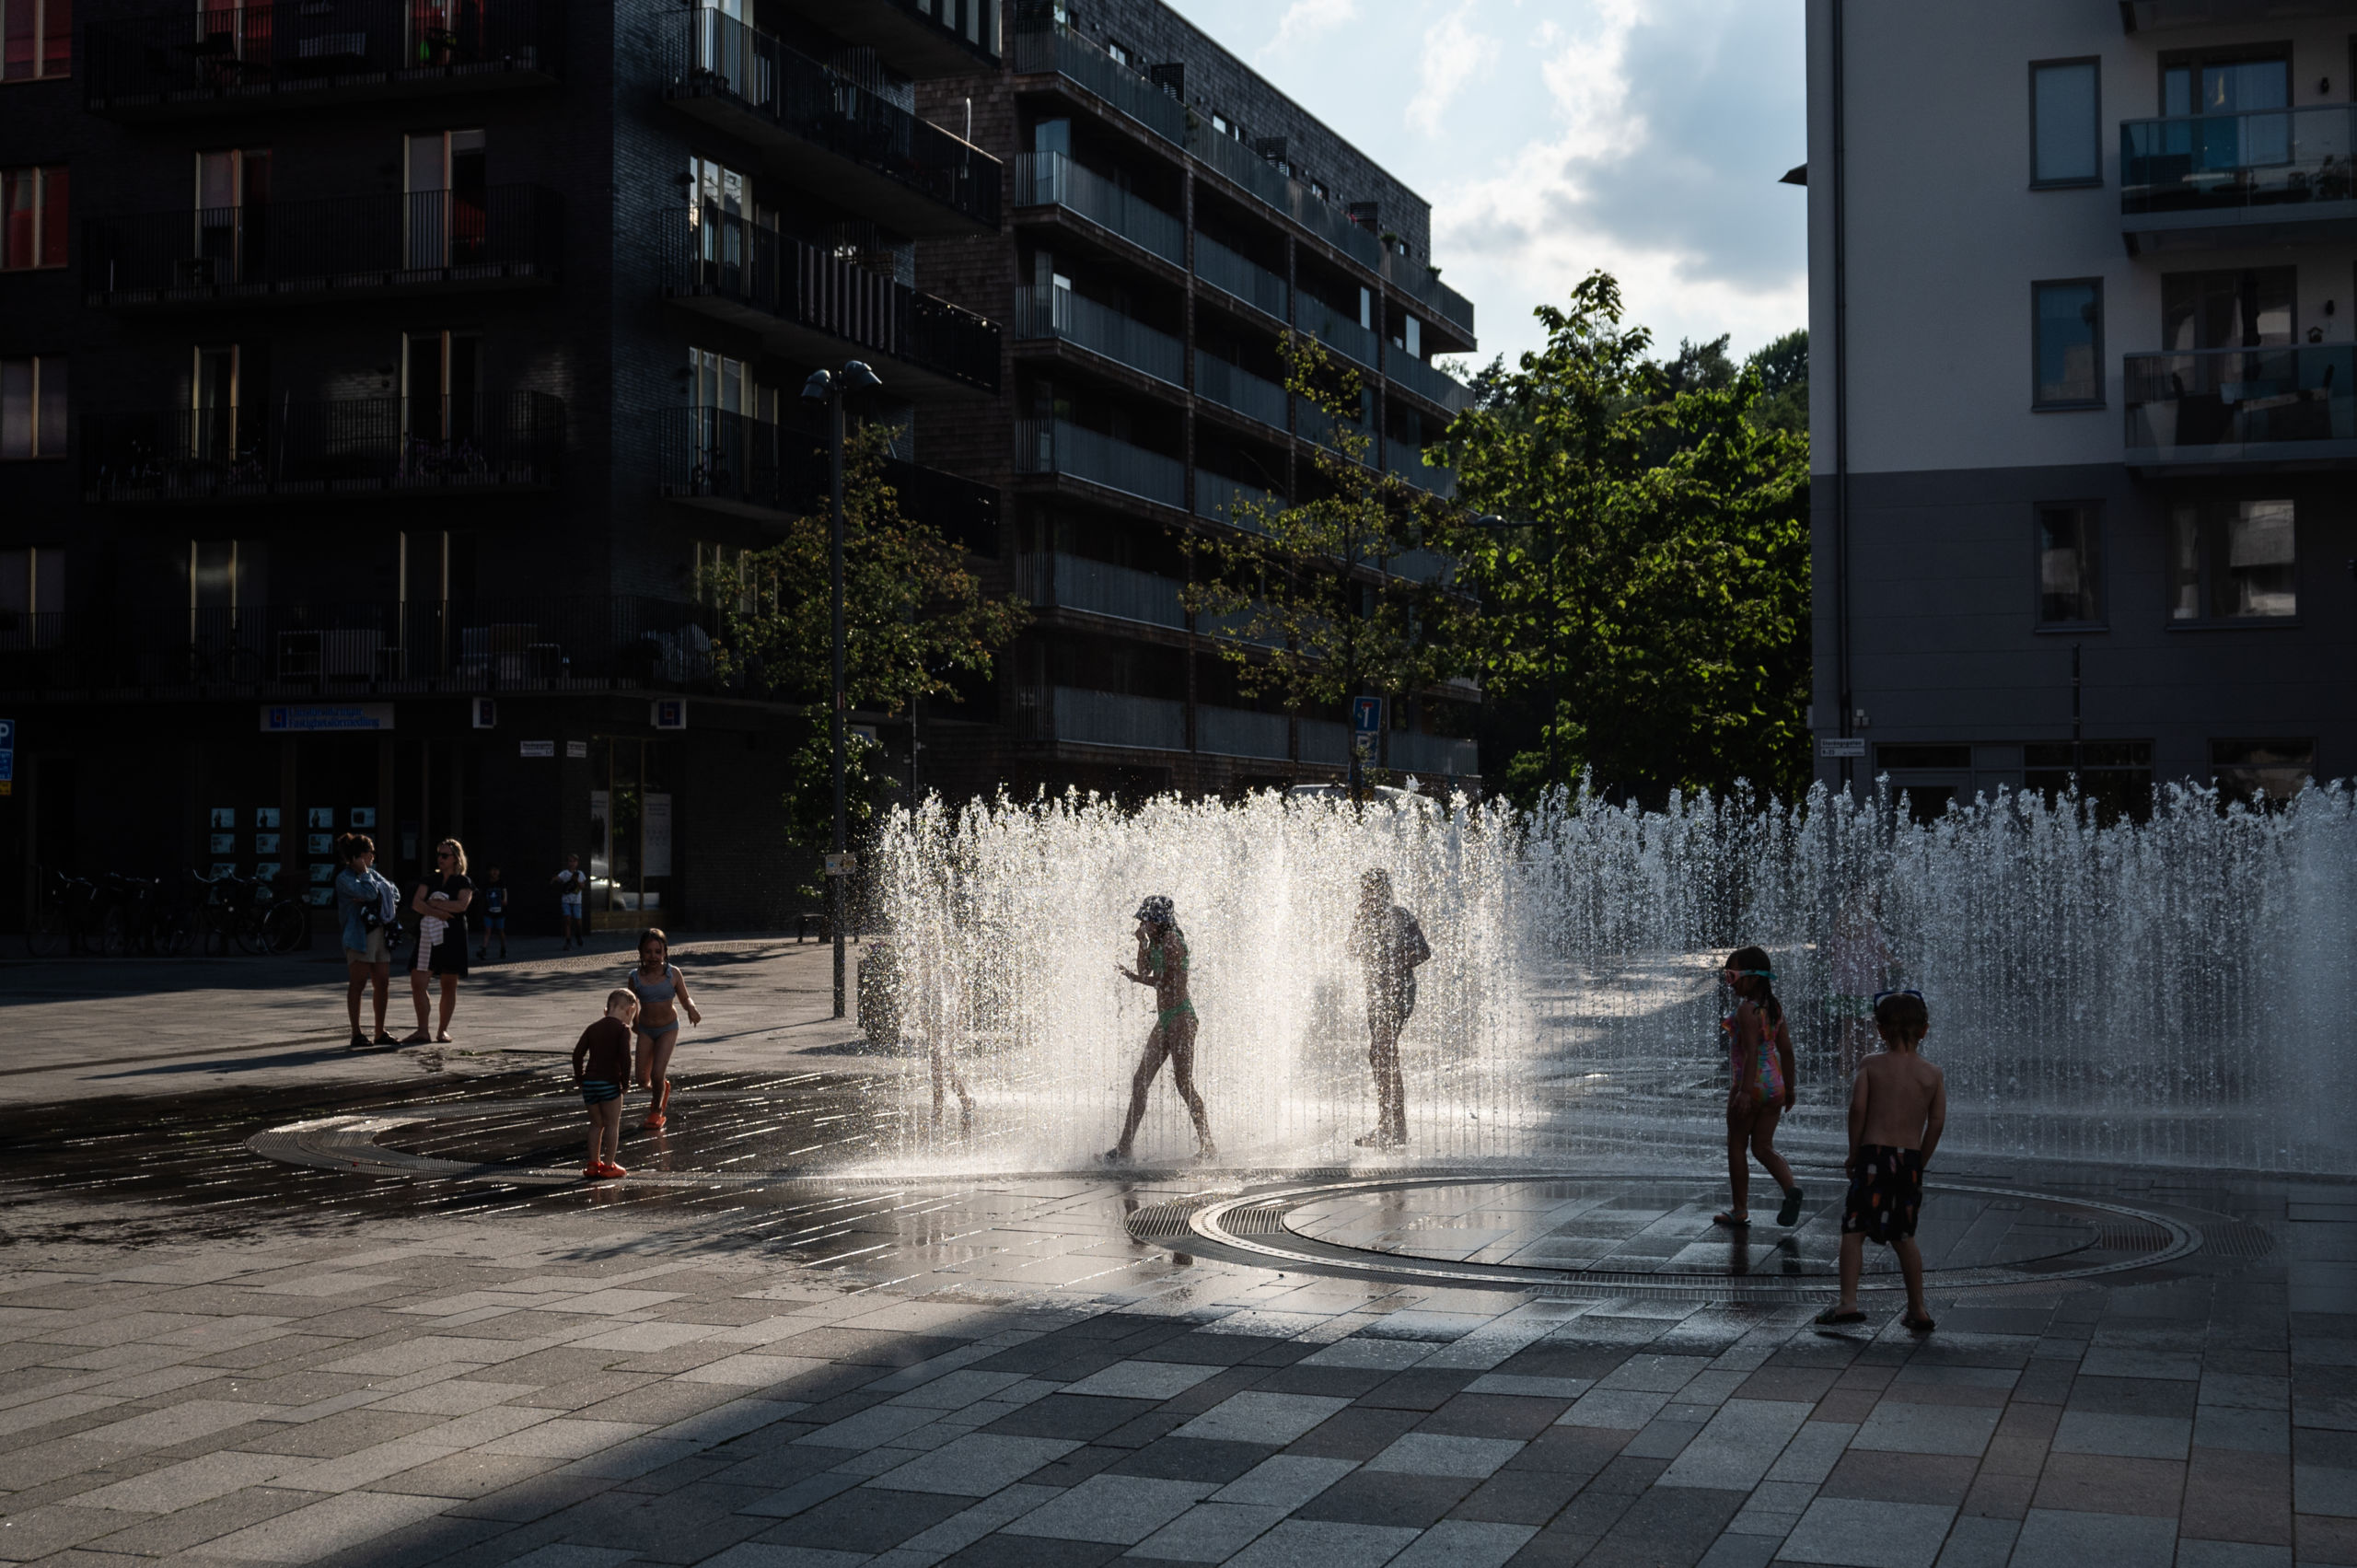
[1818,990,1945,1332]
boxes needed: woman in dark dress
[401,838,474,1044]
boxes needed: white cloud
[1406,5,1498,138]
[1258,0,1357,62]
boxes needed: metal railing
[1385,445,1457,497]
[2121,105,2357,216]
[1187,122,1295,213]
[2122,345,2357,461]
[1194,470,1282,528]
[658,406,998,547]
[1389,730,1480,776]
[1012,286,1183,385]
[1007,22,1185,144]
[1015,417,1186,508]
[1195,352,1288,431]
[86,186,562,302]
[1012,152,1184,265]
[1296,392,1374,455]
[0,597,722,698]
[1196,705,1289,760]
[669,9,1000,229]
[664,208,999,392]
[1380,248,1476,338]
[1192,232,1288,321]
[1300,717,1351,766]
[1388,353,1470,414]
[86,0,561,111]
[1020,552,1185,629]
[1302,303,1380,369]
[85,393,563,501]
[1024,686,1187,750]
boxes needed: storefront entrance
[586,737,675,931]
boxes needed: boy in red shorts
[1818,990,1945,1332]
[574,988,638,1179]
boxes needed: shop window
[2212,738,2312,803]
[1,163,65,270]
[0,353,63,457]
[2026,740,2154,823]
[2035,502,2102,625]
[2170,498,2295,621]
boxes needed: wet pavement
[1,968,2354,1568]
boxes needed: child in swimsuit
[1104,895,1216,1165]
[1819,990,1946,1333]
[574,988,638,1179]
[626,926,701,1130]
[1714,945,1803,1231]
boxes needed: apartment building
[0,0,1003,927]
[906,0,1484,802]
[1807,1,2356,816]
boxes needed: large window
[2212,738,2311,803]
[0,354,63,458]
[2170,498,2296,621]
[2,0,68,79]
[2025,741,2154,823]
[2031,59,2101,187]
[2032,279,2103,408]
[2162,267,2293,350]
[1,164,64,270]
[2035,503,2103,625]
[2162,52,2288,118]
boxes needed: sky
[1164,0,1808,374]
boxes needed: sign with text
[261,703,393,734]
[518,740,556,758]
[1819,737,1867,759]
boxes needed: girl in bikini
[627,927,701,1130]
[1715,945,1804,1230]
[1104,896,1217,1165]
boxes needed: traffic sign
[1352,696,1383,737]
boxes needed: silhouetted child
[1819,990,1946,1332]
[1714,947,1802,1230]
[476,866,509,960]
[574,988,637,1179]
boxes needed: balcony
[1021,687,1187,750]
[1020,553,1185,629]
[85,394,563,503]
[85,187,562,307]
[665,11,999,238]
[659,406,997,545]
[1297,392,1375,457]
[1302,302,1380,370]
[1197,705,1289,761]
[1013,153,1184,266]
[85,0,559,119]
[1014,418,1185,509]
[1388,731,1480,777]
[1178,118,1384,275]
[770,0,996,77]
[1195,352,1287,432]
[1389,354,1470,415]
[1193,233,1288,322]
[1386,444,1457,497]
[2121,2,2338,29]
[2123,346,2357,469]
[1380,249,1476,341]
[0,598,724,701]
[2121,106,2357,252]
[1194,470,1283,529]
[1008,23,1185,145]
[663,210,998,397]
[1011,287,1183,386]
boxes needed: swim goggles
[1727,969,1776,981]
[1871,989,1923,1005]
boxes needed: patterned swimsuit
[1723,1006,1785,1100]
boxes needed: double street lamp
[801,359,882,1020]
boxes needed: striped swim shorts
[580,1078,621,1106]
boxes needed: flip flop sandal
[1815,1307,1867,1326]
[1902,1313,1937,1333]
[1776,1186,1805,1226]
[1712,1212,1751,1229]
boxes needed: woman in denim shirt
[334,832,399,1049]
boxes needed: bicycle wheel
[160,910,198,957]
[99,905,131,958]
[261,900,308,956]
[25,905,68,959]
[229,909,270,957]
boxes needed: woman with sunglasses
[1714,945,1802,1230]
[401,839,474,1044]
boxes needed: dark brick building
[0,0,1476,933]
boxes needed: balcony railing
[2122,105,2357,216]
[85,0,561,115]
[1194,470,1283,528]
[1015,418,1186,508]
[667,10,999,233]
[1386,445,1457,497]
[1302,303,1380,369]
[658,406,997,546]
[1178,116,1385,276]
[1193,233,1288,321]
[1296,392,1375,456]
[664,208,999,393]
[1008,22,1185,145]
[1013,152,1184,266]
[0,597,724,699]
[1020,552,1186,629]
[1379,249,1476,340]
[1012,287,1183,385]
[1197,705,1289,760]
[86,186,562,304]
[1300,717,1350,766]
[1389,354,1470,414]
[1389,730,1480,777]
[1020,686,1187,750]
[774,0,997,75]
[85,394,563,501]
[1195,352,1287,431]
[2122,346,2357,465]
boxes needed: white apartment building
[1805,1,2354,814]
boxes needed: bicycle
[25,866,89,958]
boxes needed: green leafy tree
[1435,272,1811,803]
[1744,329,1808,437]
[781,729,901,904]
[1180,334,1474,779]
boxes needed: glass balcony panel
[2123,345,2357,464]
[1194,351,1287,431]
[1014,417,1186,507]
[2121,104,2357,215]
[1012,152,1183,265]
[1012,286,1183,384]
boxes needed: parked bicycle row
[24,866,311,958]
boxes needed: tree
[1435,272,1811,804]
[1744,329,1808,437]
[1181,334,1474,781]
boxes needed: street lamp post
[800,359,882,1021]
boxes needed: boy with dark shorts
[1819,990,1946,1332]
[574,989,638,1179]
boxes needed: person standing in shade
[401,839,473,1044]
[333,833,400,1049]
[475,866,509,961]
[1104,896,1217,1165]
[552,854,588,949]
[1349,868,1430,1149]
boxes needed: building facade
[1806,0,2355,816]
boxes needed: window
[0,546,64,617]
[2162,267,2293,349]
[1876,745,1972,770]
[2163,52,2288,118]
[689,348,774,422]
[0,354,64,458]
[2,0,69,80]
[187,538,265,625]
[2032,278,2102,408]
[1106,38,1129,67]
[404,330,481,440]
[2035,503,2102,624]
[2025,740,2154,823]
[1210,111,1228,135]
[2031,60,2101,186]
[403,130,485,269]
[2170,498,2296,621]
[2212,738,2312,803]
[2,164,64,270]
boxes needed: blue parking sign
[1352,696,1383,737]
